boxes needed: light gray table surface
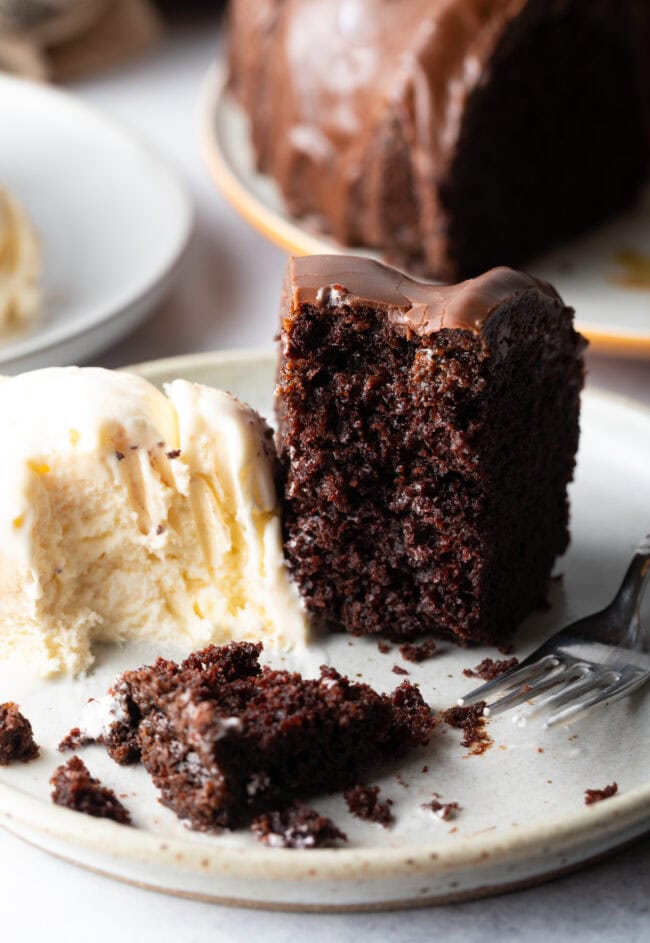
[0,15,648,942]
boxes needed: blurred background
[0,0,648,395]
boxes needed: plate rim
[1,346,648,890]
[0,73,194,366]
[199,63,650,360]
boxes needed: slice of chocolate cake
[277,255,586,645]
[89,641,434,831]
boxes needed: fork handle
[611,534,650,624]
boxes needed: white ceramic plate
[0,74,193,373]
[201,65,650,359]
[0,349,648,911]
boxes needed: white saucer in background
[0,74,193,373]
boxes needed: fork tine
[544,667,650,728]
[511,667,616,727]
[458,654,560,708]
[482,662,574,717]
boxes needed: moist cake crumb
[0,702,39,765]
[392,665,409,675]
[84,641,435,831]
[422,794,461,821]
[277,256,585,646]
[441,702,492,756]
[251,802,347,848]
[50,757,132,825]
[58,726,90,752]
[462,657,519,680]
[400,640,439,663]
[585,783,618,805]
[377,641,392,654]
[344,785,394,827]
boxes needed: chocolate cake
[89,641,434,831]
[441,703,492,757]
[0,702,39,765]
[463,657,520,681]
[584,783,618,805]
[229,0,650,279]
[344,784,394,827]
[277,255,585,645]
[50,757,132,825]
[251,801,347,848]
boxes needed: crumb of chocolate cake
[422,795,461,821]
[344,785,394,827]
[114,450,125,461]
[251,801,347,848]
[422,764,429,773]
[537,747,544,754]
[377,640,392,654]
[441,702,492,756]
[0,702,39,765]
[58,726,91,753]
[87,641,435,831]
[399,639,439,663]
[277,256,585,647]
[462,657,519,681]
[50,757,131,825]
[166,449,181,459]
[585,783,618,805]
[392,664,409,675]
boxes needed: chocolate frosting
[229,1,649,280]
[229,0,529,276]
[287,255,562,335]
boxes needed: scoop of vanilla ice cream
[0,188,41,333]
[0,367,307,675]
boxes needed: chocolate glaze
[287,255,562,335]
[231,0,525,276]
[229,0,650,280]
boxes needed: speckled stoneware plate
[200,64,650,359]
[0,74,193,374]
[0,349,649,912]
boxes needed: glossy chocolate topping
[287,255,561,335]
[230,1,649,281]
[230,0,528,275]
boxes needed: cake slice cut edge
[276,254,586,646]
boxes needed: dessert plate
[0,348,649,912]
[0,74,193,373]
[201,64,650,359]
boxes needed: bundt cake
[276,254,586,645]
[229,0,650,280]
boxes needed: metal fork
[459,535,650,728]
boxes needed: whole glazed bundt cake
[229,0,650,280]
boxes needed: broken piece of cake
[0,702,39,765]
[277,255,586,645]
[0,367,306,675]
[77,641,435,831]
[251,801,347,849]
[50,756,132,825]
